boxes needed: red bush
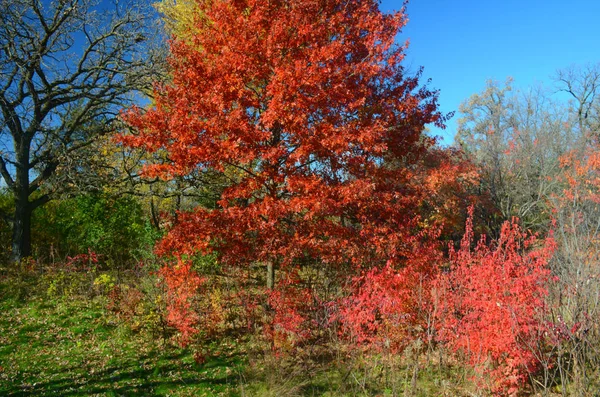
[435,208,555,395]
[159,259,204,347]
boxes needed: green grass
[0,273,474,396]
[0,276,243,396]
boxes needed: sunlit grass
[0,276,242,396]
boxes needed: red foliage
[159,260,204,346]
[107,285,144,321]
[338,232,443,352]
[121,0,475,354]
[122,0,445,266]
[65,248,99,272]
[434,208,556,395]
[267,280,314,349]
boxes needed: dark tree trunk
[150,197,161,230]
[11,194,32,263]
[11,144,32,264]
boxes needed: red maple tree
[122,0,456,346]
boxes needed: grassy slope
[0,273,473,397]
[0,277,242,397]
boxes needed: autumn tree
[124,0,456,343]
[0,0,164,263]
[154,0,205,45]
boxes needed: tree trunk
[266,261,275,289]
[11,144,32,264]
[150,197,161,230]
[11,195,32,263]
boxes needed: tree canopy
[124,0,448,273]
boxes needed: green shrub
[34,193,159,268]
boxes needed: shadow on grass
[2,352,239,396]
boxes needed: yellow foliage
[154,0,212,45]
[93,273,116,292]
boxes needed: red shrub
[435,208,555,395]
[159,259,204,347]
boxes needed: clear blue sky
[379,0,600,145]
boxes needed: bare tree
[0,0,164,263]
[456,79,578,233]
[550,63,600,394]
[554,63,600,137]
[456,78,516,233]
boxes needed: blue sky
[379,0,600,144]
